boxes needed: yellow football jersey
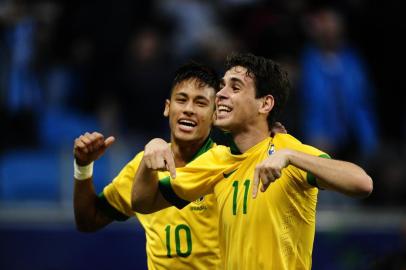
[101,138,221,270]
[159,134,330,270]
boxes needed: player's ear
[258,95,274,115]
[163,99,170,117]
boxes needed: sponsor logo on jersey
[268,144,275,156]
[223,168,238,178]
[194,196,205,205]
[190,196,208,211]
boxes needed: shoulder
[274,133,330,157]
[273,133,303,147]
[124,151,145,170]
[204,145,231,160]
[210,144,230,153]
[185,145,231,168]
[197,145,230,158]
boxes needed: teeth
[179,119,196,127]
[218,105,231,112]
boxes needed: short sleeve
[159,146,237,209]
[102,152,144,218]
[274,134,331,188]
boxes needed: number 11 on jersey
[232,180,250,215]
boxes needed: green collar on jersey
[223,132,242,155]
[190,137,215,162]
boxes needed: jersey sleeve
[159,146,236,209]
[275,134,331,188]
[101,152,144,219]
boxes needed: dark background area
[1,0,405,269]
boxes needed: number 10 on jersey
[165,224,192,258]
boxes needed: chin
[174,132,197,142]
[214,119,231,129]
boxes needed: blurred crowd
[0,0,405,207]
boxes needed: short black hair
[170,62,220,96]
[225,52,290,127]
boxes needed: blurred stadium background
[0,0,405,269]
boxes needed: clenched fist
[143,138,176,179]
[252,149,292,198]
[73,132,115,166]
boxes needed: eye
[196,101,208,107]
[176,98,187,103]
[232,86,240,92]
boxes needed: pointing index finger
[252,167,260,198]
[164,150,176,179]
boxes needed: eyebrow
[221,77,245,86]
[175,92,210,102]
[195,95,210,102]
[175,92,188,98]
[230,77,245,85]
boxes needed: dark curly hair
[225,52,290,128]
[170,61,220,96]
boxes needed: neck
[170,136,208,167]
[232,122,269,153]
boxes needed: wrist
[74,160,94,180]
[283,149,295,164]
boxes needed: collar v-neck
[224,132,272,156]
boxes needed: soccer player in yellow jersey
[73,62,223,270]
[132,53,373,270]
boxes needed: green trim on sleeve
[306,153,332,188]
[97,192,130,221]
[318,153,331,159]
[158,176,190,209]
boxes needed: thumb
[104,136,116,148]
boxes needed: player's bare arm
[131,138,174,214]
[73,132,116,232]
[253,149,373,198]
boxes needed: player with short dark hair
[131,52,373,270]
[73,62,223,270]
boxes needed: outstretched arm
[73,132,115,232]
[131,138,175,214]
[253,149,373,198]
